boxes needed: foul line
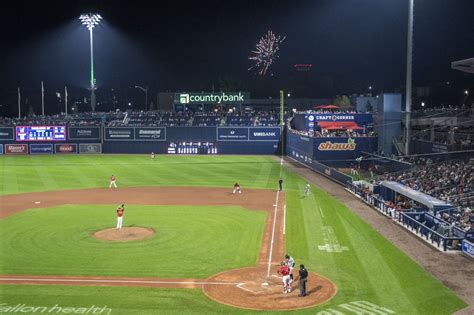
[318,205,325,218]
[267,190,280,277]
[283,205,286,235]
[0,277,239,286]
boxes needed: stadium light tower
[405,0,414,155]
[79,13,102,112]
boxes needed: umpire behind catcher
[297,264,309,297]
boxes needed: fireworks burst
[248,30,286,76]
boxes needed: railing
[398,212,464,251]
[347,183,399,219]
[346,183,464,252]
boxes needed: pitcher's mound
[93,227,155,241]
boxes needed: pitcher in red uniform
[116,204,125,229]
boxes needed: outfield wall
[286,130,378,166]
[0,126,281,155]
[286,132,353,185]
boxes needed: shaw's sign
[175,92,249,104]
[318,138,356,151]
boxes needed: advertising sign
[217,127,249,141]
[317,138,357,151]
[0,127,14,140]
[16,126,66,141]
[134,127,166,141]
[5,144,28,155]
[55,144,78,154]
[462,240,474,258]
[305,113,373,133]
[249,127,281,141]
[79,143,102,154]
[104,128,134,141]
[30,144,53,154]
[174,92,249,104]
[0,145,3,155]
[68,127,100,140]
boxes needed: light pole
[79,13,102,112]
[135,85,148,110]
[405,0,414,155]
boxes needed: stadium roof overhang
[318,121,363,130]
[451,57,474,74]
[380,181,452,210]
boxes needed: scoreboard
[16,126,66,141]
[167,142,218,154]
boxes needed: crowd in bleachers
[377,159,473,231]
[438,208,473,233]
[299,109,358,114]
[0,110,286,128]
[314,130,376,137]
[411,105,473,118]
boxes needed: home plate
[236,281,272,294]
[34,201,41,204]
[261,282,269,286]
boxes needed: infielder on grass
[109,175,117,188]
[304,182,310,197]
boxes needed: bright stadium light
[79,13,103,111]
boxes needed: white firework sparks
[248,30,286,76]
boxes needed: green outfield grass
[0,155,281,195]
[0,155,467,314]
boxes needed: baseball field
[0,155,467,314]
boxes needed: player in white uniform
[304,182,310,197]
[151,152,155,159]
[116,204,124,229]
[286,254,296,280]
[109,175,117,188]
[233,183,241,194]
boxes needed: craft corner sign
[175,92,249,104]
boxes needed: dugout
[379,181,452,213]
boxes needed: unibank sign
[175,92,249,104]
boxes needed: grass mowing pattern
[0,155,467,314]
[0,155,280,195]
[0,205,265,278]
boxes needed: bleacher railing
[398,212,464,251]
[346,183,464,252]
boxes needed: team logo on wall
[308,115,314,121]
[180,94,190,104]
[331,115,337,121]
[318,138,356,151]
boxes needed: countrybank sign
[175,92,249,104]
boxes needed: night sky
[0,0,473,114]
